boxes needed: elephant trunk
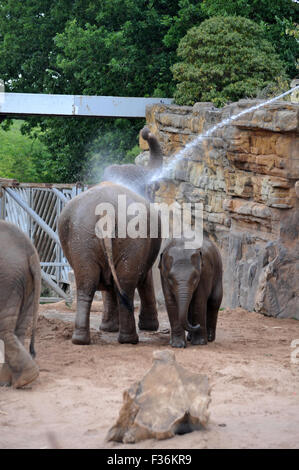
[176,288,201,333]
[141,127,163,170]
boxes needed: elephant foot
[207,329,216,342]
[72,329,91,345]
[100,320,119,332]
[191,333,208,346]
[12,362,39,389]
[118,332,139,344]
[170,336,186,348]
[0,363,12,387]
[138,309,159,331]
[138,318,159,332]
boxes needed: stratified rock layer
[138,100,299,318]
[107,350,211,443]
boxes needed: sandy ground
[0,301,299,450]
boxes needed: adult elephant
[58,182,161,345]
[101,127,163,200]
[0,221,40,388]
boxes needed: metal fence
[0,179,85,300]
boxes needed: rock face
[138,100,299,319]
[107,350,211,443]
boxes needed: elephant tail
[141,127,163,170]
[29,251,41,358]
[102,236,133,313]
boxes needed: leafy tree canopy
[0,0,204,182]
[172,16,289,107]
[0,1,297,182]
[201,0,299,76]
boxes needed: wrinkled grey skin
[101,127,163,200]
[58,182,161,345]
[0,221,40,388]
[159,236,223,348]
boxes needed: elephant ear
[158,252,173,272]
[191,249,203,269]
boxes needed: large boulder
[107,350,211,443]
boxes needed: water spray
[149,85,299,184]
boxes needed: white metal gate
[0,179,85,300]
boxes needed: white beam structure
[0,92,173,118]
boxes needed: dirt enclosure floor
[1,301,299,449]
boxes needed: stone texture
[106,350,211,443]
[138,99,299,319]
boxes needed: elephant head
[101,126,163,200]
[159,240,202,335]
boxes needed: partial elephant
[58,182,161,345]
[159,235,223,348]
[101,127,163,200]
[0,221,40,388]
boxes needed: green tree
[201,0,299,77]
[0,1,297,182]
[0,120,51,182]
[172,16,288,107]
[0,1,209,183]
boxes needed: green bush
[172,16,288,107]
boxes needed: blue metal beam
[0,92,173,118]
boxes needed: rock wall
[138,100,299,319]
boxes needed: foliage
[0,120,51,182]
[162,0,205,49]
[201,0,299,76]
[172,16,288,107]
[285,20,299,72]
[0,1,297,182]
[0,1,71,93]
[0,1,202,182]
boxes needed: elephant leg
[100,290,119,332]
[15,291,34,346]
[72,268,99,345]
[137,270,159,331]
[207,281,223,342]
[117,288,138,344]
[0,363,12,387]
[1,298,37,387]
[8,291,40,388]
[189,288,208,345]
[0,293,33,387]
[4,331,39,388]
[161,278,186,348]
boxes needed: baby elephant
[159,236,223,348]
[0,221,41,388]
